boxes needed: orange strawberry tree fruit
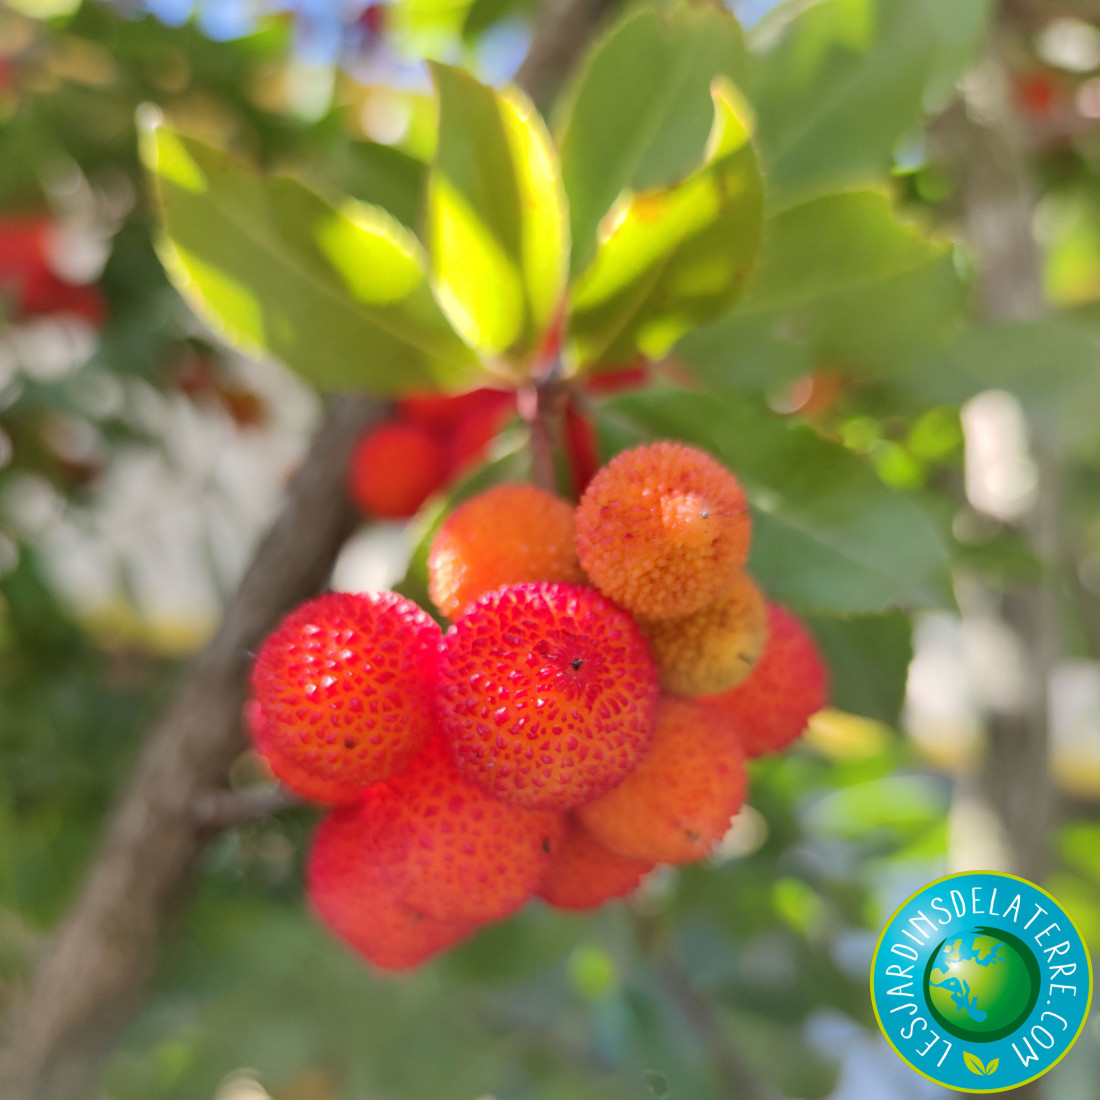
[143,2,957,977]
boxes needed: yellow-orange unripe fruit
[578,695,746,864]
[638,572,768,696]
[428,483,585,620]
[704,604,828,757]
[575,442,750,619]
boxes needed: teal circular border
[870,871,1093,1093]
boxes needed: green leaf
[901,320,1100,456]
[602,387,949,615]
[142,124,478,394]
[750,0,989,208]
[922,0,994,109]
[985,1057,999,1075]
[808,612,912,725]
[674,313,813,393]
[644,1070,672,1099]
[806,775,946,838]
[568,81,763,369]
[679,190,966,386]
[744,191,955,313]
[427,63,568,358]
[392,0,479,42]
[462,0,528,40]
[340,141,428,236]
[557,3,750,273]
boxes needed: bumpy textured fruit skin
[307,802,477,970]
[704,604,827,757]
[437,582,659,811]
[537,817,653,910]
[348,420,445,519]
[252,591,440,790]
[377,738,563,921]
[576,442,750,619]
[428,484,585,620]
[578,696,746,864]
[245,699,365,805]
[638,572,768,696]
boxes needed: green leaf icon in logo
[963,1051,999,1076]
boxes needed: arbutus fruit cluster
[249,441,828,970]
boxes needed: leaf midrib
[158,152,471,370]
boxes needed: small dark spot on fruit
[685,830,700,842]
[571,658,584,671]
[344,738,357,749]
[542,837,552,853]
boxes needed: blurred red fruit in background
[0,217,107,324]
[348,420,446,519]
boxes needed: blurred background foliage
[0,0,1099,1097]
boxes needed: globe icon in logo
[923,926,1041,1042]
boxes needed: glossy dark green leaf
[679,190,967,386]
[750,0,989,207]
[808,612,912,725]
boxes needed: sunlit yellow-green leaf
[427,63,568,359]
[567,79,763,368]
[557,4,750,273]
[5,0,80,14]
[142,124,478,394]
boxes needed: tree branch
[654,956,782,1100]
[937,31,1058,1100]
[192,785,304,830]
[632,913,781,1100]
[0,394,381,1100]
[0,4,624,1095]
[515,0,619,108]
[938,66,1055,889]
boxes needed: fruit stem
[520,354,568,493]
[632,912,781,1100]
